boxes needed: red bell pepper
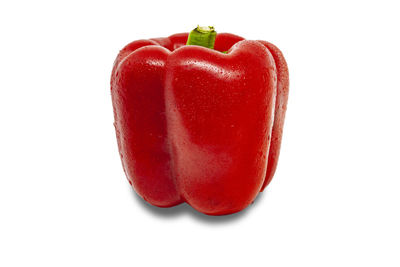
[111,26,289,215]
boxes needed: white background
[1,0,399,266]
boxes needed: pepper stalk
[186,26,217,49]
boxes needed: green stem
[186,26,216,49]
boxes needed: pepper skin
[111,31,289,215]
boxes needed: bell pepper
[110,26,289,215]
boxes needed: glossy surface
[111,33,289,215]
